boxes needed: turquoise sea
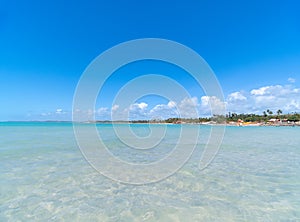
[0,122,299,221]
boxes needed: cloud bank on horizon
[34,79,300,121]
[103,81,300,120]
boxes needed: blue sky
[1,0,300,120]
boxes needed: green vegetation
[226,110,300,123]
[144,110,300,124]
[94,110,300,124]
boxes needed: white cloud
[284,99,300,110]
[56,108,63,114]
[111,104,119,112]
[200,96,226,115]
[228,92,247,101]
[250,84,300,97]
[37,108,70,121]
[97,107,109,116]
[127,98,199,120]
[130,102,148,111]
[288,77,296,83]
[72,108,96,121]
[227,84,300,114]
[54,108,68,115]
[251,86,270,96]
[252,85,299,97]
[167,100,176,108]
[178,97,199,118]
[226,92,250,113]
[149,102,178,120]
[180,97,198,107]
[150,104,169,113]
[128,102,149,120]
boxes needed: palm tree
[277,109,282,116]
[263,111,267,117]
[267,109,273,115]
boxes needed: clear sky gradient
[1,0,300,120]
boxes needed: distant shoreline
[1,120,300,127]
[2,111,300,126]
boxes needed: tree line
[155,110,300,124]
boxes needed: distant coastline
[2,111,300,127]
[92,111,300,126]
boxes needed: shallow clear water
[0,122,299,221]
